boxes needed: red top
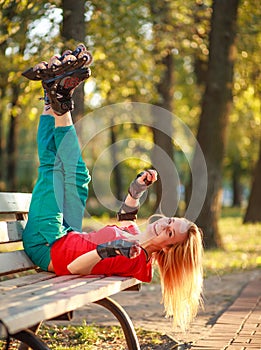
[51,224,152,282]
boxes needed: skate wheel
[72,43,87,57]
[62,54,77,65]
[78,51,93,65]
[48,55,61,69]
[77,43,86,52]
[61,49,72,57]
[33,61,48,72]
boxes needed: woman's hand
[136,169,157,186]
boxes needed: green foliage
[224,0,261,187]
[0,0,62,190]
[0,0,260,201]
[87,0,155,105]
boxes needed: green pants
[23,115,91,271]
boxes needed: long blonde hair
[153,223,204,331]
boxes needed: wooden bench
[0,192,141,350]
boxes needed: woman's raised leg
[53,113,91,232]
[23,107,67,270]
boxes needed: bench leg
[17,323,42,350]
[95,297,140,350]
[13,329,50,350]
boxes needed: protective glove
[96,239,141,259]
[128,171,153,199]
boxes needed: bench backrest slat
[0,192,31,213]
[0,220,27,243]
[0,192,35,276]
[0,250,35,275]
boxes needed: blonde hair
[153,223,204,331]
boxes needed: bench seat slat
[0,276,139,334]
[0,275,104,304]
[0,272,54,291]
[0,275,112,313]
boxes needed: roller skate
[22,44,93,116]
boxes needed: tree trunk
[61,0,86,125]
[232,164,242,207]
[6,84,20,191]
[244,138,261,223]
[193,2,210,87]
[149,0,178,217]
[0,109,5,190]
[0,41,8,190]
[190,0,239,248]
[110,125,123,201]
[0,92,6,190]
[152,52,177,216]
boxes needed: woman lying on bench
[22,44,204,330]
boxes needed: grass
[1,208,260,349]
[1,324,177,350]
[38,324,174,349]
[204,211,261,277]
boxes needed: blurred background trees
[189,0,240,247]
[0,0,260,248]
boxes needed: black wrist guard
[117,202,139,221]
[96,239,138,259]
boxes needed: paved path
[62,270,261,349]
[192,276,261,349]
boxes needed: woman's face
[146,217,191,248]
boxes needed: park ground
[39,268,260,349]
[70,269,261,344]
